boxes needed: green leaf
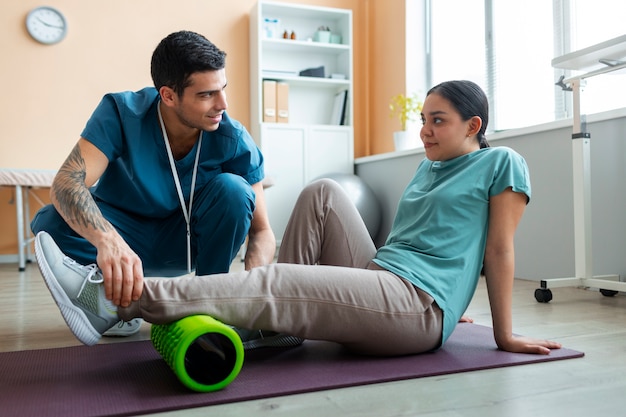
[389,93,423,131]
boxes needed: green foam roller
[150,315,244,392]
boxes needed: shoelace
[64,257,119,319]
[65,257,104,294]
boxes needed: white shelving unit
[535,35,626,302]
[250,1,354,242]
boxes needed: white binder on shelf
[330,90,347,125]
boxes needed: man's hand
[96,237,144,307]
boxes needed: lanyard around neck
[157,101,202,274]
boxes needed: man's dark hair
[151,30,227,97]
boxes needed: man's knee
[31,204,65,235]
[195,173,255,221]
[31,204,96,264]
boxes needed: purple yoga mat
[0,324,583,417]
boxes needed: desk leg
[535,78,623,302]
[15,185,25,271]
[24,187,32,264]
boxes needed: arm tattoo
[52,145,113,233]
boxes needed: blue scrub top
[80,87,264,219]
[374,147,531,345]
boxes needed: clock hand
[36,17,63,29]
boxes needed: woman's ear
[467,116,482,137]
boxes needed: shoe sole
[243,334,304,350]
[35,233,101,346]
[103,320,142,337]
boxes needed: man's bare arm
[51,141,113,235]
[50,138,144,307]
[245,181,276,269]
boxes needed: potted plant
[389,93,422,151]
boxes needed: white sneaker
[103,319,143,337]
[34,231,120,346]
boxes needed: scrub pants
[31,173,254,277]
[120,179,443,356]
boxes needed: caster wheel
[600,289,618,297]
[534,288,553,303]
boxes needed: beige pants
[120,179,443,356]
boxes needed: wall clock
[25,6,67,45]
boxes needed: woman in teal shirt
[36,80,562,356]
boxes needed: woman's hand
[459,315,474,323]
[496,334,562,355]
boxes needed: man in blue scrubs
[31,31,276,337]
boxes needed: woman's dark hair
[427,80,490,148]
[150,30,226,97]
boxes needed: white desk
[536,35,626,302]
[0,169,56,271]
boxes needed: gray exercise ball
[317,173,382,240]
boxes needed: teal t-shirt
[373,146,531,346]
[80,87,264,218]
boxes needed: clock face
[26,6,67,45]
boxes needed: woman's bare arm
[483,188,561,354]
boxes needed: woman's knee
[304,178,342,194]
[297,178,345,206]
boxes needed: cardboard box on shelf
[262,80,277,123]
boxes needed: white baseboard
[0,254,21,264]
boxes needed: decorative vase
[314,30,331,43]
[393,131,420,151]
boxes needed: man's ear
[159,86,177,106]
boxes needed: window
[417,0,626,133]
[487,0,555,130]
[567,0,626,116]
[428,0,485,90]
